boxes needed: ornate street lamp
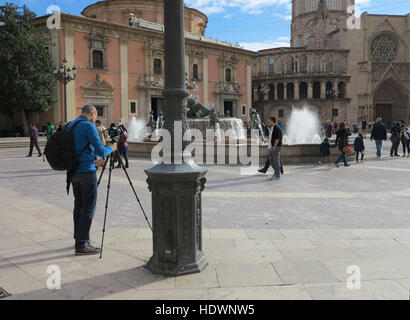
[144,0,208,276]
[54,58,77,122]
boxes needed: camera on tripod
[107,125,125,139]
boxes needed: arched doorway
[373,79,408,128]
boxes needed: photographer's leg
[72,175,82,247]
[76,172,98,248]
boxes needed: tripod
[97,149,152,259]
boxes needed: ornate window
[193,64,199,80]
[86,33,110,71]
[92,50,104,69]
[225,68,232,82]
[370,35,398,63]
[154,59,162,75]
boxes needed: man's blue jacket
[68,116,113,173]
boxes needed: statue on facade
[146,111,156,134]
[186,97,212,119]
[225,110,231,118]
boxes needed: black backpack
[44,120,89,171]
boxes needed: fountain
[127,116,149,142]
[282,107,323,145]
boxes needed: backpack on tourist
[44,120,89,171]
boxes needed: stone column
[294,81,300,100]
[308,81,313,99]
[321,81,326,99]
[145,0,208,276]
[203,56,209,106]
[120,38,129,123]
[284,82,287,100]
[64,29,76,121]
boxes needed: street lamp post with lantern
[54,58,77,122]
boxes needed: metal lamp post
[144,0,208,276]
[54,58,77,122]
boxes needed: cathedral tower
[291,0,355,49]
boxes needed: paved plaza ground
[1,136,410,300]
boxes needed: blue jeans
[335,152,347,165]
[118,146,129,167]
[72,171,97,247]
[375,140,382,157]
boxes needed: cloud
[273,13,292,21]
[239,39,290,51]
[186,0,292,15]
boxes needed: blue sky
[2,0,410,51]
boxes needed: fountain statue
[187,98,212,119]
[146,111,156,135]
[249,108,265,143]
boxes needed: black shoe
[125,164,129,168]
[75,242,101,256]
[280,168,284,175]
[27,155,32,157]
[38,154,42,157]
[258,169,267,174]
[116,165,121,169]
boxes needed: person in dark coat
[27,123,42,157]
[390,122,401,157]
[334,122,351,167]
[354,133,365,163]
[318,137,331,164]
[370,118,387,158]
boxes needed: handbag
[343,145,351,154]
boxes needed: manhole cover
[0,287,11,298]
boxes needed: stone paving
[1,137,410,300]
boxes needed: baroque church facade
[252,0,410,127]
[11,0,254,130]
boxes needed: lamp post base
[146,253,208,277]
[145,162,208,277]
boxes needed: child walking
[354,133,365,163]
[319,137,331,164]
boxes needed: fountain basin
[128,140,354,165]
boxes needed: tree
[0,3,56,136]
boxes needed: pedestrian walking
[318,137,331,164]
[390,122,401,157]
[354,133,365,163]
[27,123,42,157]
[68,105,117,255]
[370,118,387,158]
[116,125,129,169]
[266,117,283,180]
[400,124,409,157]
[46,122,55,140]
[362,120,367,138]
[335,122,351,167]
